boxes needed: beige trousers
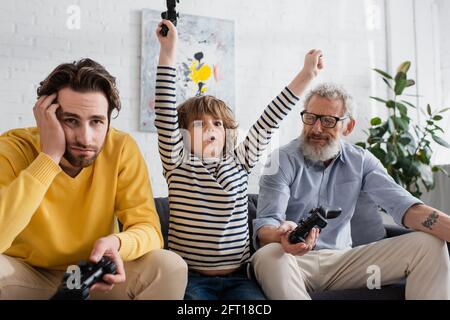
[251,231,450,300]
[0,249,187,300]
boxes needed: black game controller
[50,256,117,300]
[288,206,342,244]
[160,0,180,37]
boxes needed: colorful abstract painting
[140,10,235,132]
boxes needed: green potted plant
[357,61,450,198]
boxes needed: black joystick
[288,206,342,244]
[160,0,179,37]
[50,256,117,300]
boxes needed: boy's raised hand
[156,19,178,66]
[287,49,324,96]
[303,49,324,78]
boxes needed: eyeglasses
[300,111,349,128]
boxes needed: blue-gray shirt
[253,138,422,250]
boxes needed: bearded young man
[0,58,187,300]
[251,83,450,300]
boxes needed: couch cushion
[154,197,170,248]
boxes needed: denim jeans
[184,264,266,300]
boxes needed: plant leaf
[396,102,408,117]
[386,100,396,109]
[388,118,395,133]
[382,78,393,90]
[405,161,420,177]
[371,117,382,126]
[396,143,407,157]
[432,135,450,148]
[385,151,397,165]
[370,96,387,104]
[397,157,411,172]
[400,100,416,109]
[417,149,426,164]
[400,132,415,147]
[394,78,407,95]
[397,61,411,74]
[368,136,383,144]
[356,142,366,149]
[394,117,409,131]
[427,104,432,116]
[369,127,385,138]
[434,166,450,177]
[373,69,393,80]
[433,115,443,121]
[395,70,407,82]
[434,125,444,133]
[437,107,450,114]
[398,136,412,145]
[417,163,433,186]
[369,147,387,163]
[406,79,415,87]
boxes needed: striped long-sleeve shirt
[154,65,299,271]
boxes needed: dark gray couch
[153,194,450,300]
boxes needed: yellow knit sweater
[0,127,163,270]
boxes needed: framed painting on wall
[140,9,235,132]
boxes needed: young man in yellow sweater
[0,58,187,299]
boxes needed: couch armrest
[385,224,450,256]
[384,224,413,238]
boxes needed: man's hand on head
[33,93,66,164]
[89,235,126,292]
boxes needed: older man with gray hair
[251,83,450,300]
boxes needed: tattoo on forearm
[422,211,439,230]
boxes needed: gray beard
[299,133,341,162]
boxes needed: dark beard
[63,147,100,168]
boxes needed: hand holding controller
[160,0,179,36]
[51,257,117,300]
[288,206,342,244]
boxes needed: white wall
[435,0,450,164]
[4,0,440,198]
[439,0,450,107]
